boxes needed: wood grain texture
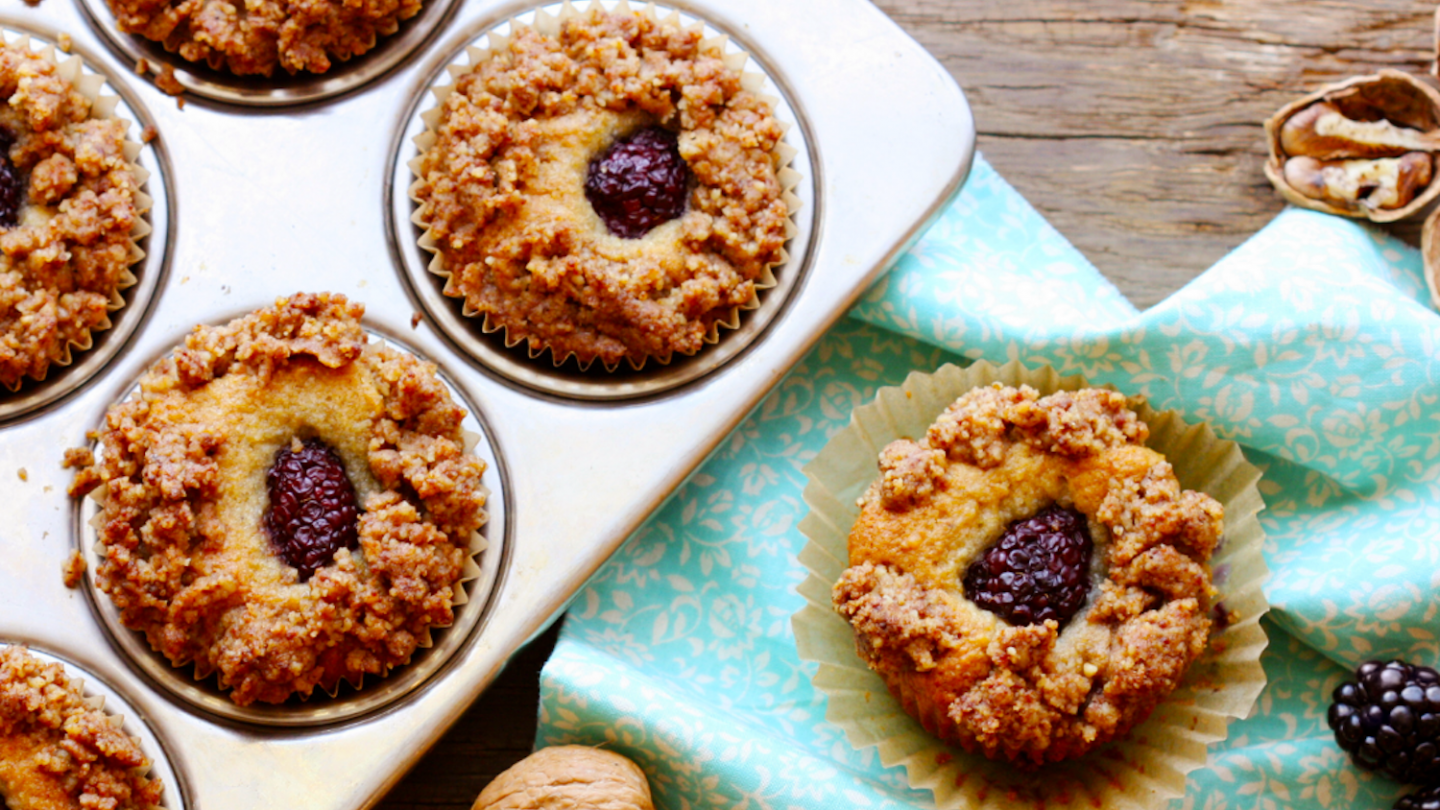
[881,0,1436,307]
[377,3,1434,807]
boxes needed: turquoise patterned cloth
[535,154,1440,809]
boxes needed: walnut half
[1265,70,1440,222]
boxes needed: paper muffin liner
[82,334,490,702]
[0,28,153,392]
[0,645,169,809]
[406,0,803,372]
[792,360,1271,810]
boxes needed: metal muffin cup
[72,0,462,106]
[0,18,172,425]
[72,320,510,727]
[388,0,818,401]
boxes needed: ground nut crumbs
[0,646,164,810]
[413,6,789,367]
[71,293,488,705]
[62,550,86,588]
[836,384,1222,765]
[106,0,421,76]
[0,41,143,391]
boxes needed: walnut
[1265,70,1440,222]
[473,746,653,810]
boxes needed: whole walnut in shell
[473,745,654,810]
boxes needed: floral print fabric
[536,154,1437,809]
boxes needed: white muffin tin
[0,0,974,807]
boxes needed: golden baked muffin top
[0,41,142,391]
[412,6,790,368]
[105,0,422,76]
[0,645,165,810]
[834,384,1223,765]
[70,293,488,705]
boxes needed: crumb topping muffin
[69,293,488,706]
[0,41,143,391]
[411,5,790,367]
[0,645,165,810]
[832,384,1223,766]
[106,0,421,76]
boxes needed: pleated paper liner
[0,27,153,393]
[0,644,180,809]
[406,0,803,373]
[792,360,1270,810]
[78,332,498,726]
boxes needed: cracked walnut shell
[1265,70,1440,222]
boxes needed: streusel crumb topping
[0,646,164,810]
[0,43,141,390]
[72,293,487,705]
[836,383,1222,765]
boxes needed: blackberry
[962,505,1093,628]
[1397,785,1440,810]
[1328,659,1440,785]
[0,129,20,229]
[263,438,359,579]
[584,126,690,239]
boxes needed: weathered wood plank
[879,0,1436,306]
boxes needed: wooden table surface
[377,2,1438,807]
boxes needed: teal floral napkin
[534,154,1440,809]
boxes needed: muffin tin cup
[73,324,508,727]
[390,0,817,400]
[792,359,1271,810]
[0,19,171,424]
[73,0,463,106]
[0,644,189,810]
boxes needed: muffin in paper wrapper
[81,334,489,702]
[0,645,168,809]
[0,28,153,391]
[792,360,1270,809]
[406,0,802,371]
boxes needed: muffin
[0,645,165,810]
[832,383,1224,766]
[69,292,489,706]
[105,0,420,76]
[0,36,146,391]
[410,4,794,369]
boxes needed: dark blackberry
[0,129,20,229]
[263,438,359,579]
[1328,659,1440,785]
[1397,785,1440,810]
[584,126,690,239]
[962,504,1094,628]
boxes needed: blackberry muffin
[411,4,793,368]
[832,383,1223,766]
[0,645,165,810]
[0,38,145,391]
[70,293,488,706]
[105,0,421,76]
